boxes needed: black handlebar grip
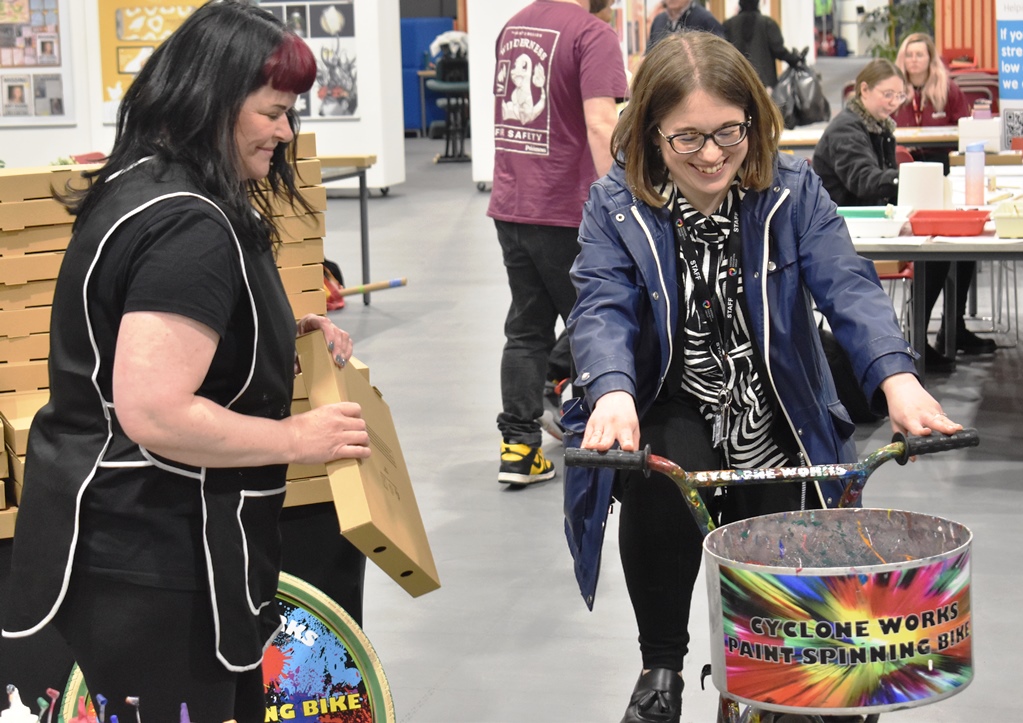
[564,445,651,473]
[892,428,979,465]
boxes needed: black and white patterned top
[673,183,789,469]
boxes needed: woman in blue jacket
[563,33,961,723]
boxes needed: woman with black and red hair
[2,2,370,719]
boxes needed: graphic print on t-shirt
[494,25,558,156]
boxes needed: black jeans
[924,260,976,333]
[618,393,815,671]
[547,328,572,382]
[53,572,265,723]
[280,502,366,626]
[495,220,579,446]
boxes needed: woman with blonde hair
[563,33,960,723]
[892,33,969,161]
[892,33,994,359]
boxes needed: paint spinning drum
[63,573,395,722]
[703,508,973,716]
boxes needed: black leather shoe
[620,668,682,723]
[935,326,997,355]
[924,344,955,373]
[957,328,997,354]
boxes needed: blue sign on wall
[998,20,1023,100]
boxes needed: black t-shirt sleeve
[121,200,244,339]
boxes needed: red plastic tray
[908,209,990,236]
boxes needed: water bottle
[964,141,985,207]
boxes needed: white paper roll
[897,161,946,210]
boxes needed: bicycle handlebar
[894,428,979,464]
[564,446,650,473]
[566,428,980,472]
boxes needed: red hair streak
[262,32,316,94]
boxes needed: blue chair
[400,18,453,135]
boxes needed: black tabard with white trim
[3,160,297,671]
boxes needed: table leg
[359,169,370,305]
[911,261,928,379]
[942,261,958,359]
[419,75,428,137]
[967,263,977,318]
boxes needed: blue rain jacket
[563,153,918,609]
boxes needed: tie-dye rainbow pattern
[264,598,373,722]
[711,550,972,713]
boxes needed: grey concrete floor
[318,124,1020,721]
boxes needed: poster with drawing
[0,0,72,123]
[35,30,56,63]
[32,71,61,114]
[259,1,358,119]
[2,72,29,115]
[96,0,196,123]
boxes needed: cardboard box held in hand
[295,331,440,597]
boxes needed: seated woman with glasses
[563,34,959,723]
[813,58,906,206]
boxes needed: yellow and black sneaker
[498,442,556,485]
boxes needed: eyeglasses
[657,119,751,154]
[878,90,908,102]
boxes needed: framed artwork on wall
[96,1,358,123]
[96,0,196,124]
[258,0,359,119]
[0,0,74,126]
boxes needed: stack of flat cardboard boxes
[274,133,339,517]
[0,165,89,539]
[0,133,329,541]
[276,132,329,320]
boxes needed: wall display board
[259,1,359,120]
[96,0,195,124]
[0,0,73,126]
[96,1,358,123]
[1,0,402,189]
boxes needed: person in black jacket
[646,0,724,54]
[723,0,801,90]
[813,58,905,207]
[814,59,968,372]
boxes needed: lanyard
[670,200,742,362]
[911,88,923,126]
[670,197,743,447]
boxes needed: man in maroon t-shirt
[487,0,627,486]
